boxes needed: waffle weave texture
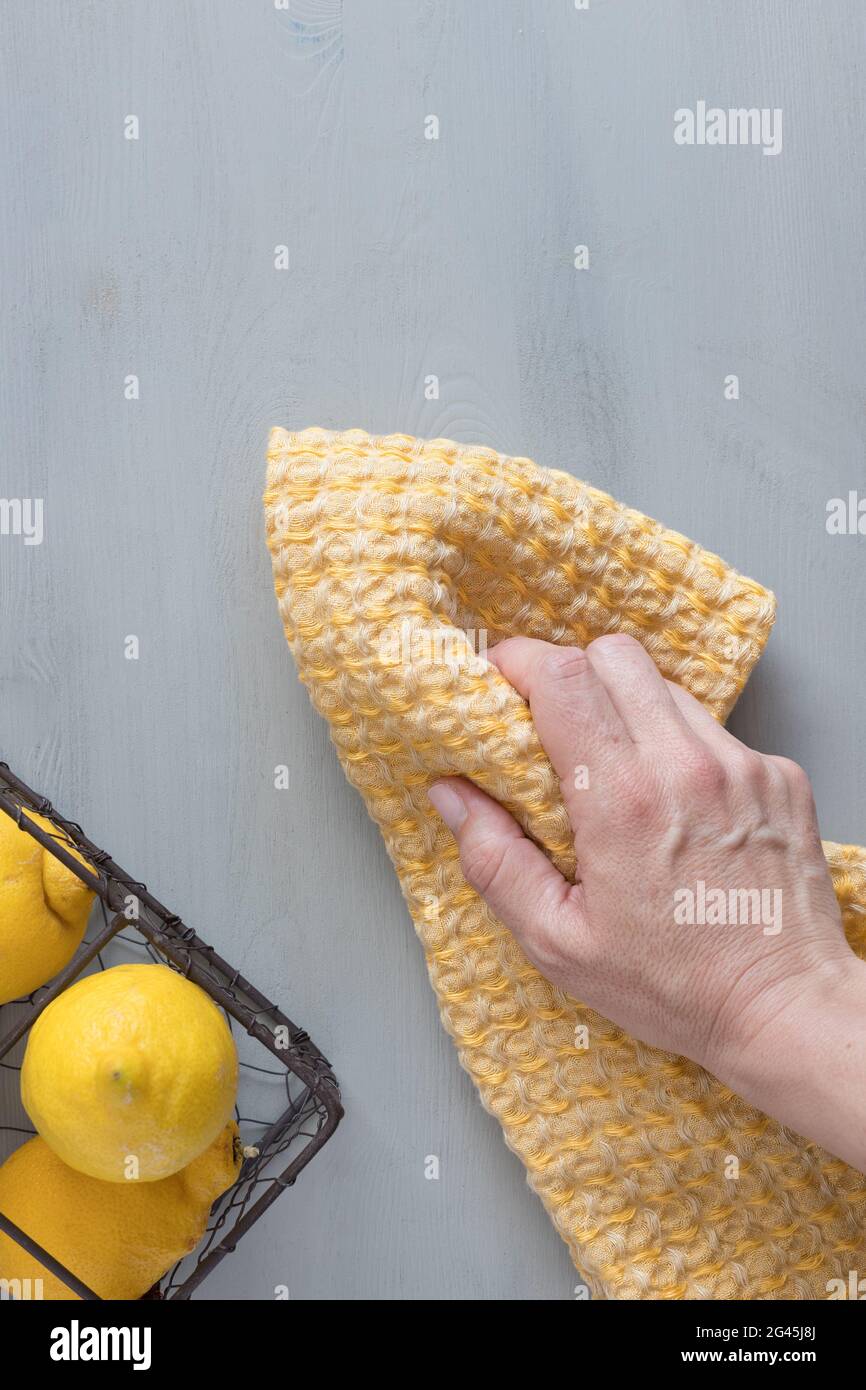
[264,425,866,1300]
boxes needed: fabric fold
[265,425,866,1300]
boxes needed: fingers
[664,678,738,752]
[583,635,696,750]
[492,634,696,754]
[427,777,586,985]
[488,636,704,831]
[664,680,798,814]
[486,638,635,805]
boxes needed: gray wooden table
[1,1,864,1299]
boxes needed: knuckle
[618,776,659,825]
[461,830,511,899]
[773,756,814,800]
[540,644,592,686]
[777,755,809,786]
[730,746,768,786]
[680,748,727,795]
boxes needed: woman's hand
[428,634,866,1170]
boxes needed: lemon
[21,963,239,1182]
[0,1122,242,1299]
[0,810,94,1005]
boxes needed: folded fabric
[264,425,866,1300]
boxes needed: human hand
[428,635,866,1166]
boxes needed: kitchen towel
[264,425,866,1299]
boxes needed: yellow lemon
[0,1122,242,1299]
[21,963,239,1182]
[0,810,95,1004]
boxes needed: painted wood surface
[1,0,863,1298]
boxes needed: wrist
[710,951,866,1171]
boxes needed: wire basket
[0,762,342,1300]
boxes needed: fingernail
[427,781,468,831]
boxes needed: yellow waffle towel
[264,425,866,1300]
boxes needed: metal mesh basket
[0,762,342,1299]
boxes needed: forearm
[716,954,866,1174]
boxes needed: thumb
[427,777,587,980]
